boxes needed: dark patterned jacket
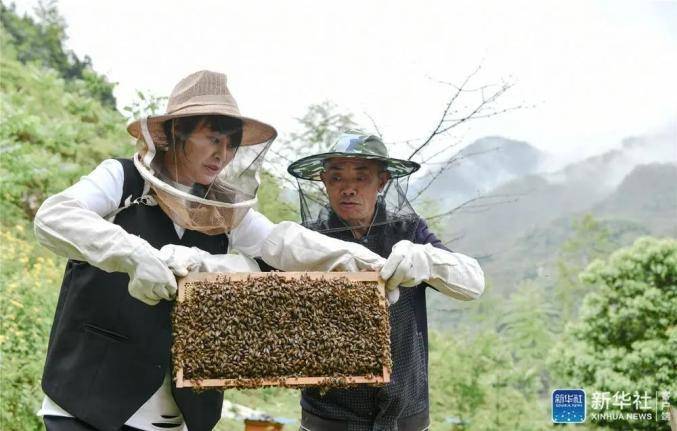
[301,207,448,431]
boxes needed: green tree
[0,223,62,430]
[261,101,358,220]
[286,101,357,156]
[0,42,128,221]
[499,281,558,396]
[0,0,116,108]
[122,90,168,120]
[268,101,357,173]
[555,214,617,323]
[256,170,299,223]
[1,6,128,427]
[549,236,677,430]
[428,324,557,430]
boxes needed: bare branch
[419,136,464,164]
[408,163,460,203]
[363,112,384,139]
[435,81,514,136]
[422,143,500,166]
[407,64,484,161]
[424,193,525,221]
[442,104,530,123]
[409,146,501,203]
[443,232,466,246]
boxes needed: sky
[11,0,677,165]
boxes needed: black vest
[41,159,227,431]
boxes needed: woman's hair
[162,115,243,149]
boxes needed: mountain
[422,130,677,304]
[411,136,547,208]
[594,163,677,236]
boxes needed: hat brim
[288,152,420,181]
[126,106,277,147]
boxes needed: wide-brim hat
[127,70,277,147]
[288,131,420,181]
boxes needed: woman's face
[165,120,238,186]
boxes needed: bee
[172,273,392,388]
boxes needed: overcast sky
[12,0,677,163]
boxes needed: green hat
[287,131,421,181]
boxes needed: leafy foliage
[0,6,128,427]
[0,223,62,430]
[0,0,116,108]
[122,90,168,120]
[286,101,357,156]
[267,101,357,176]
[427,297,558,431]
[555,214,619,323]
[256,170,299,223]
[549,237,677,430]
[0,26,129,221]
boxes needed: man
[285,131,485,431]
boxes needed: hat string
[140,118,156,168]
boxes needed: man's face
[320,157,390,229]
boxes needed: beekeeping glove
[127,241,178,305]
[380,240,485,301]
[159,244,261,275]
[34,193,177,306]
[260,221,386,272]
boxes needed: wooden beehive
[173,271,391,389]
[244,419,284,431]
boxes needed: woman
[34,70,385,431]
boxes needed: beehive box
[172,272,391,389]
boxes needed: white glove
[158,244,203,276]
[260,221,385,272]
[159,244,261,275]
[127,244,178,305]
[34,193,177,306]
[385,286,401,305]
[380,240,485,301]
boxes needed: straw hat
[127,70,277,146]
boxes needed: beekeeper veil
[126,70,277,235]
[287,131,421,247]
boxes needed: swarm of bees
[171,273,391,389]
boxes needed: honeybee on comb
[172,272,391,389]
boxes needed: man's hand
[384,287,401,305]
[380,240,430,292]
[380,240,485,302]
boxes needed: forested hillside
[1,3,128,427]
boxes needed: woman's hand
[127,252,178,305]
[159,244,204,277]
[128,242,177,305]
[159,244,261,275]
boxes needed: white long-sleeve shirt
[35,159,274,430]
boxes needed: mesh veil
[133,116,273,235]
[297,175,420,246]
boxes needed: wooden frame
[175,271,391,388]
